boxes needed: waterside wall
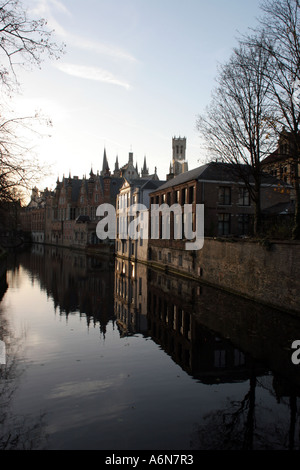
[148,238,300,315]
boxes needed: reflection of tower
[172,136,188,176]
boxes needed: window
[214,350,226,368]
[234,349,245,366]
[218,187,231,205]
[189,186,195,203]
[162,213,170,239]
[168,252,171,263]
[70,208,76,220]
[238,214,250,235]
[239,188,250,206]
[178,255,182,267]
[181,188,186,204]
[218,214,231,236]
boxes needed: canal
[0,244,300,450]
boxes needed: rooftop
[154,162,291,192]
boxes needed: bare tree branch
[0,0,65,93]
[0,0,63,212]
[248,0,300,238]
[197,39,277,235]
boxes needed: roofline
[149,177,292,195]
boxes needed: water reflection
[19,244,115,337]
[0,258,47,450]
[114,258,148,337]
[0,246,300,449]
[114,258,300,450]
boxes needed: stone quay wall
[148,238,300,314]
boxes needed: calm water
[1,244,300,450]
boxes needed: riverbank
[18,237,300,315]
[142,238,300,315]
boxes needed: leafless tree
[249,0,300,238]
[0,0,64,94]
[197,39,277,235]
[0,0,64,208]
[0,110,52,204]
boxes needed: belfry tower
[172,136,188,176]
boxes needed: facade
[42,170,123,249]
[112,149,158,182]
[147,162,292,255]
[115,177,166,262]
[20,187,53,243]
[20,135,294,255]
[261,131,300,203]
[118,151,140,181]
[21,147,158,250]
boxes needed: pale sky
[11,0,263,191]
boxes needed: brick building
[261,131,300,204]
[21,147,160,249]
[20,187,53,243]
[43,169,123,248]
[147,161,292,255]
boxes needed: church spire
[101,148,110,176]
[113,155,120,177]
[115,155,119,171]
[141,155,149,178]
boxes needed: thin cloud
[65,33,137,63]
[30,0,137,63]
[30,0,71,18]
[55,62,131,90]
[49,0,72,16]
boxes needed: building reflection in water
[16,244,115,338]
[146,268,259,385]
[115,257,300,450]
[114,259,300,392]
[4,245,300,449]
[114,257,262,383]
[114,258,148,337]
